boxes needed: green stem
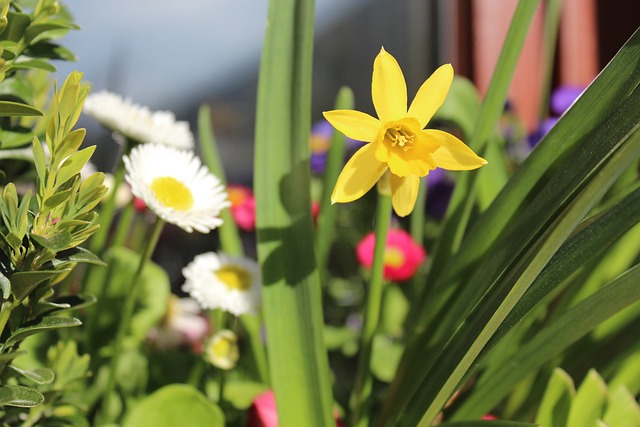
[111,202,135,248]
[409,180,427,300]
[351,193,392,427]
[89,163,125,255]
[98,218,165,424]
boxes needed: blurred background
[55,0,638,182]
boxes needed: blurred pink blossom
[247,390,344,427]
[228,184,256,232]
[356,228,426,282]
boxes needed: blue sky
[55,0,368,111]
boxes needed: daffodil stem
[98,217,165,424]
[351,193,392,427]
[410,180,428,300]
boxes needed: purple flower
[528,117,558,148]
[425,168,454,218]
[551,85,585,116]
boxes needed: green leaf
[253,0,334,425]
[42,189,72,210]
[224,380,269,410]
[24,20,77,44]
[9,365,55,384]
[52,246,105,267]
[603,386,640,427]
[32,137,46,183]
[3,12,30,43]
[4,316,82,347]
[315,86,353,276]
[55,145,95,188]
[452,263,640,420]
[567,370,608,427]
[55,127,86,161]
[0,350,27,363]
[0,385,44,407]
[371,334,403,383]
[432,76,481,138]
[122,384,224,427]
[0,100,42,117]
[30,230,73,251]
[11,58,56,72]
[0,127,36,148]
[535,368,575,427]
[0,271,10,299]
[10,270,62,302]
[24,41,77,61]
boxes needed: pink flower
[247,390,344,427]
[228,184,256,232]
[481,415,498,420]
[133,196,147,213]
[356,228,426,281]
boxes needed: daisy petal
[390,174,420,217]
[372,48,408,123]
[407,64,454,128]
[428,129,488,170]
[323,110,380,142]
[332,144,388,203]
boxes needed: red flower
[228,184,256,232]
[247,390,344,427]
[356,228,426,281]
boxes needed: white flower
[204,329,239,370]
[83,90,194,150]
[182,252,261,316]
[123,144,229,233]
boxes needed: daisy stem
[351,193,392,427]
[98,217,165,424]
[89,157,125,256]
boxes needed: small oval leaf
[0,385,44,407]
[9,365,55,385]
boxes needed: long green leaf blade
[253,0,334,425]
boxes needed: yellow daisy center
[385,125,415,151]
[215,265,252,291]
[384,247,406,268]
[150,176,194,211]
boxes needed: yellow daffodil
[323,47,487,217]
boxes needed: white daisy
[204,329,239,370]
[123,144,229,233]
[83,90,194,150]
[182,252,261,316]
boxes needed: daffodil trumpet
[324,47,487,217]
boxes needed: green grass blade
[409,27,640,338]
[315,86,353,275]
[396,117,640,426]
[253,0,334,425]
[453,263,640,420]
[197,104,244,258]
[423,0,541,286]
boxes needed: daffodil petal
[332,143,388,203]
[407,64,454,128]
[323,110,381,142]
[372,47,408,123]
[428,129,488,170]
[390,174,420,217]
